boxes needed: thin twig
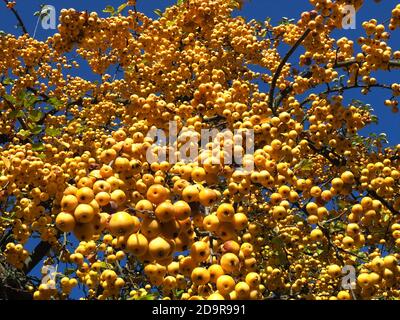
[2,0,28,34]
[268,28,311,113]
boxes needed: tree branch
[268,28,311,113]
[2,0,28,35]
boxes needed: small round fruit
[220,252,240,273]
[56,212,76,232]
[74,204,95,223]
[126,233,149,256]
[216,275,235,295]
[148,237,172,260]
[147,184,169,204]
[173,200,191,220]
[61,195,78,212]
[109,211,140,236]
[191,267,210,285]
[216,203,235,222]
[76,187,95,204]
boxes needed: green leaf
[76,125,87,134]
[32,143,45,151]
[138,294,156,300]
[295,159,313,172]
[28,110,43,122]
[103,5,115,15]
[63,268,76,276]
[383,213,391,222]
[29,125,43,135]
[154,9,163,17]
[166,20,177,27]
[370,115,378,124]
[17,90,27,104]
[3,94,17,105]
[48,97,63,110]
[45,127,62,137]
[177,0,186,5]
[0,216,14,222]
[3,78,14,85]
[117,3,128,14]
[37,153,46,159]
[174,289,184,298]
[24,94,38,107]
[9,109,24,119]
[18,129,31,138]
[229,0,242,9]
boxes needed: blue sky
[1,0,400,299]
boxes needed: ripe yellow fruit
[4,0,400,302]
[337,291,352,300]
[327,264,342,277]
[147,184,169,204]
[93,180,111,194]
[191,167,206,183]
[126,233,148,256]
[73,223,95,241]
[232,212,248,230]
[203,214,220,232]
[207,293,225,300]
[173,200,191,220]
[191,241,210,262]
[272,205,287,219]
[331,178,344,190]
[310,229,324,241]
[148,237,173,259]
[191,267,210,285]
[135,199,154,218]
[245,272,261,288]
[76,187,95,204]
[155,201,175,222]
[341,171,355,184]
[208,264,224,283]
[141,218,161,239]
[216,275,235,295]
[216,203,235,222]
[235,281,250,299]
[56,212,76,232]
[383,255,398,269]
[61,195,79,212]
[357,273,371,288]
[198,188,218,207]
[110,189,127,205]
[222,240,241,255]
[95,191,111,207]
[74,204,95,223]
[182,185,200,202]
[220,252,240,273]
[108,211,140,236]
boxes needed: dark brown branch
[273,59,400,109]
[2,0,28,34]
[23,240,53,274]
[334,59,400,69]
[3,97,29,131]
[268,28,311,113]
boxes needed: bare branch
[268,28,311,113]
